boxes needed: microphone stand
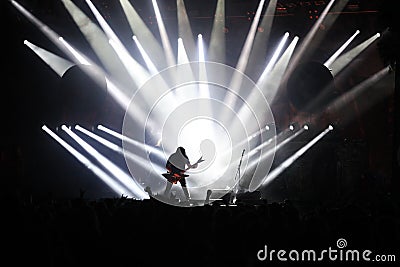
[230,149,245,204]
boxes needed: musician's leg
[179,178,190,201]
[164,181,172,197]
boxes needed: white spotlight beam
[225,0,266,104]
[76,125,121,152]
[177,0,196,62]
[177,38,190,64]
[248,128,305,160]
[198,34,211,98]
[15,4,135,121]
[225,125,290,163]
[228,32,290,130]
[306,0,350,57]
[133,35,159,75]
[257,32,290,85]
[119,0,166,70]
[176,38,196,94]
[198,34,206,63]
[59,37,153,128]
[58,37,91,65]
[235,0,266,74]
[10,1,84,65]
[324,30,360,68]
[58,37,133,112]
[220,0,266,122]
[85,0,150,89]
[75,125,165,173]
[329,32,381,76]
[227,125,273,157]
[42,125,132,197]
[61,0,134,90]
[208,0,226,63]
[24,40,74,77]
[246,0,278,79]
[62,125,149,200]
[152,0,176,67]
[259,125,333,189]
[263,36,299,103]
[97,125,166,160]
[282,0,336,83]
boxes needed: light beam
[258,125,333,189]
[24,40,74,77]
[62,125,149,199]
[42,125,133,197]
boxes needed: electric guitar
[162,156,204,184]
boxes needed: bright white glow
[97,125,165,160]
[235,0,266,73]
[177,0,196,62]
[59,37,91,65]
[11,0,134,117]
[151,0,175,66]
[197,34,212,99]
[133,35,158,75]
[198,34,205,62]
[176,118,231,187]
[329,32,381,76]
[108,39,149,87]
[59,37,133,113]
[289,125,295,131]
[119,0,166,69]
[11,0,76,65]
[75,125,165,173]
[62,0,133,89]
[258,126,332,189]
[247,0,277,76]
[283,0,336,82]
[75,125,121,151]
[324,30,360,68]
[85,0,150,87]
[259,35,299,103]
[208,0,226,63]
[24,39,74,77]
[42,125,132,197]
[62,125,149,199]
[303,125,309,130]
[177,38,190,64]
[222,0,267,111]
[222,32,289,127]
[265,125,270,131]
[328,125,334,131]
[247,128,305,167]
[258,32,290,81]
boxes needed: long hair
[177,146,188,159]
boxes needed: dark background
[2,0,398,202]
[1,1,399,266]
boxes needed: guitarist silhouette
[163,146,204,201]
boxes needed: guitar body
[162,156,204,184]
[162,172,189,184]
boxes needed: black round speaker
[286,61,335,113]
[60,64,107,125]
